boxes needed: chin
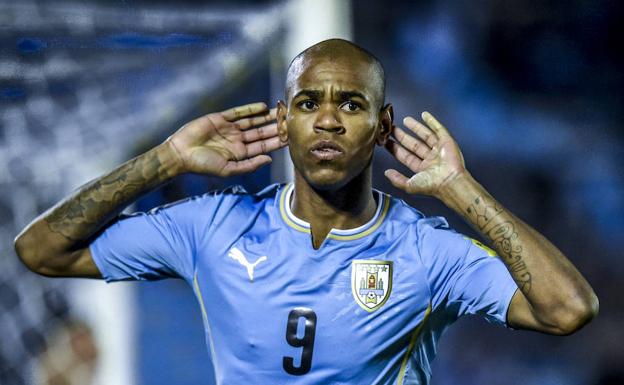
[293,154,373,191]
[301,167,352,191]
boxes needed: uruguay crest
[351,260,393,312]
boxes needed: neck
[291,169,377,249]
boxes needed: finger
[244,136,285,157]
[222,155,272,176]
[234,108,277,130]
[384,169,410,191]
[241,123,278,143]
[421,111,451,138]
[221,102,268,121]
[384,140,423,172]
[403,116,438,147]
[393,126,431,159]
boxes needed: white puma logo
[228,247,267,282]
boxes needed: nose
[314,104,344,134]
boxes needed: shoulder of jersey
[384,194,425,223]
[200,183,282,207]
[153,184,261,210]
[252,183,283,200]
[384,193,451,230]
[190,183,280,200]
[157,184,251,207]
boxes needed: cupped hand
[384,112,467,197]
[166,102,287,177]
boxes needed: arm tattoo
[46,148,169,242]
[465,196,503,230]
[465,195,532,294]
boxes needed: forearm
[15,142,182,265]
[438,172,598,326]
[15,102,278,275]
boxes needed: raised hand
[166,102,286,177]
[384,112,467,197]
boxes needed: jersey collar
[279,183,390,241]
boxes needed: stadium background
[1,0,622,384]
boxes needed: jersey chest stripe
[396,302,432,385]
[193,273,220,380]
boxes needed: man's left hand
[384,112,467,197]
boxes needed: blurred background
[1,0,622,384]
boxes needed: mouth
[310,140,344,161]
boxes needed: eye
[298,100,318,112]
[340,101,361,112]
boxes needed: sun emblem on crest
[351,260,393,312]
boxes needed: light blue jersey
[90,183,518,385]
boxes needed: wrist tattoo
[465,196,503,231]
[465,196,532,295]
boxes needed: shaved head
[285,39,386,109]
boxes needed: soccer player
[15,39,598,384]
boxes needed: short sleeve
[90,185,254,283]
[417,217,518,327]
[89,197,199,283]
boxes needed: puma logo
[228,247,267,282]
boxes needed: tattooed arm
[437,174,597,334]
[14,102,285,278]
[384,112,598,335]
[14,144,182,277]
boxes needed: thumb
[222,155,272,176]
[384,169,410,192]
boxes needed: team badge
[351,260,393,312]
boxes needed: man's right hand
[166,102,286,177]
[14,101,285,278]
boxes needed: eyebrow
[293,89,370,103]
[337,90,368,102]
[293,89,324,100]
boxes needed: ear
[376,103,393,146]
[277,100,289,143]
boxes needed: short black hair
[285,39,385,109]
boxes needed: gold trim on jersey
[279,183,391,241]
[464,236,497,257]
[193,273,220,379]
[279,184,309,233]
[396,303,432,385]
[193,274,208,321]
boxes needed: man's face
[279,57,388,190]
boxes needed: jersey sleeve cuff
[89,242,115,283]
[500,283,520,329]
